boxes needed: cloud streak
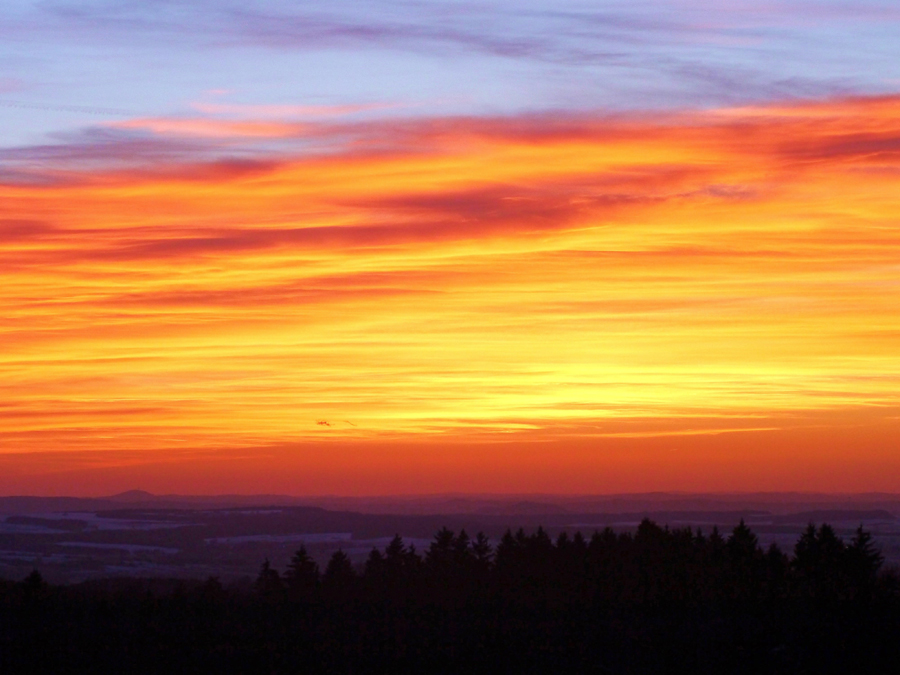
[5,0,898,129]
[2,94,900,490]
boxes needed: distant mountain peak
[108,490,158,502]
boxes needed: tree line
[1,520,898,674]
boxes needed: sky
[1,0,900,496]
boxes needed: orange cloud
[2,95,900,493]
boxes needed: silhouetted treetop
[285,545,319,597]
[5,519,895,675]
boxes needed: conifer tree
[254,558,283,598]
[284,545,320,597]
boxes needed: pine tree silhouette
[285,545,320,598]
[254,558,283,599]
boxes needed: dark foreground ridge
[2,520,899,674]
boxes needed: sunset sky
[2,1,900,495]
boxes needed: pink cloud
[109,117,308,139]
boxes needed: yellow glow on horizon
[1,96,900,491]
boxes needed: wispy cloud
[110,117,309,139]
[4,0,896,120]
[0,127,212,167]
[2,3,900,493]
[190,101,391,119]
[2,97,900,472]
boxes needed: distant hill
[108,490,160,503]
[2,491,900,517]
[2,493,900,583]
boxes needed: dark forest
[2,520,898,674]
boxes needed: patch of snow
[0,524,68,534]
[205,532,352,545]
[56,542,180,554]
